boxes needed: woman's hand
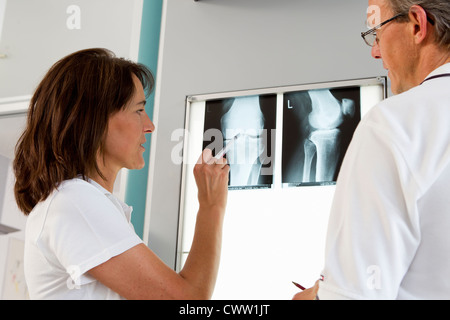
[193,148,230,212]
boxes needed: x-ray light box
[177,77,387,299]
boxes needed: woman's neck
[89,157,119,193]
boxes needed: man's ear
[408,5,430,44]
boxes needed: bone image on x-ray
[282,88,358,185]
[306,90,354,181]
[220,96,266,187]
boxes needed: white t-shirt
[318,63,450,299]
[24,178,143,299]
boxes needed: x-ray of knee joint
[179,78,387,299]
[282,87,361,186]
[203,94,277,189]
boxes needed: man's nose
[371,42,382,59]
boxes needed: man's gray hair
[388,0,450,50]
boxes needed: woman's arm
[88,149,229,299]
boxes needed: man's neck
[415,46,450,83]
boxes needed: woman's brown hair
[13,48,154,215]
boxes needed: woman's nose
[144,112,155,134]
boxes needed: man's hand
[292,280,320,300]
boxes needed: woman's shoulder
[50,178,109,210]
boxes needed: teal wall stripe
[126,0,163,239]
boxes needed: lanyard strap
[421,73,450,85]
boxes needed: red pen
[292,281,306,291]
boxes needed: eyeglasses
[361,13,406,47]
[361,11,436,47]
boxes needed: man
[295,0,450,299]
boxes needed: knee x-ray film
[178,77,387,299]
[203,94,277,189]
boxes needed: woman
[14,48,229,299]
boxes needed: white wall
[0,154,26,299]
[0,0,6,44]
[146,0,386,268]
[0,0,142,100]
